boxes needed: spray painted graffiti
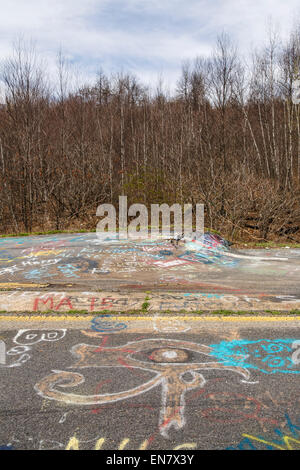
[0,232,294,289]
[2,323,300,450]
[91,316,127,332]
[209,339,300,374]
[14,329,66,345]
[34,338,250,437]
[31,294,141,312]
[0,340,5,364]
[0,329,66,368]
[153,317,191,333]
[8,433,198,450]
[0,289,293,313]
[227,413,300,450]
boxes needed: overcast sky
[0,0,299,92]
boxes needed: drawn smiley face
[14,329,66,345]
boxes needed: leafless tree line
[1,28,300,242]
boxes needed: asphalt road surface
[1,315,300,451]
[1,233,300,451]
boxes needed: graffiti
[0,265,22,276]
[0,329,66,368]
[6,345,31,368]
[0,342,31,368]
[153,318,191,333]
[21,239,66,254]
[0,250,16,263]
[0,339,5,364]
[30,293,140,312]
[58,411,72,424]
[39,440,65,450]
[57,264,80,277]
[9,435,197,450]
[91,315,127,332]
[33,296,74,310]
[21,258,61,267]
[179,250,237,267]
[291,341,300,365]
[181,233,236,266]
[34,338,250,437]
[0,232,294,292]
[2,323,300,450]
[148,259,191,268]
[227,413,300,450]
[24,267,56,280]
[198,392,277,426]
[183,293,224,299]
[209,339,300,374]
[14,329,66,345]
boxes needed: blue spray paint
[0,444,14,450]
[91,315,127,332]
[209,339,300,374]
[226,413,300,450]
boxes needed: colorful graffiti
[34,338,251,437]
[0,232,293,287]
[2,289,300,313]
[91,315,127,332]
[1,323,300,450]
[227,413,300,450]
[209,339,300,374]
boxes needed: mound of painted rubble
[177,232,236,266]
[183,231,232,249]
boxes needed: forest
[1,26,300,243]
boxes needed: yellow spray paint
[65,436,79,450]
[65,436,197,450]
[94,438,105,450]
[118,438,130,450]
[242,433,300,450]
[173,443,197,449]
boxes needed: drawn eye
[150,348,191,363]
[43,330,66,341]
[14,329,66,345]
[131,347,211,365]
[45,332,59,339]
[262,356,285,368]
[13,330,42,345]
[26,334,38,340]
[261,343,288,354]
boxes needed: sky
[0,0,299,93]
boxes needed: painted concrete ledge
[1,290,300,313]
[0,315,300,334]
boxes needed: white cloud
[0,0,299,93]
